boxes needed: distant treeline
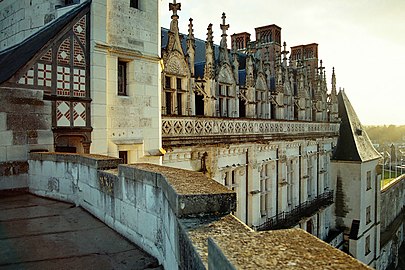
[364,125,405,144]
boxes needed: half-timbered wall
[5,9,91,153]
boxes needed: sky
[160,0,405,126]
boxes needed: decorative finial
[220,12,229,38]
[169,0,181,18]
[188,18,194,39]
[281,41,289,63]
[332,67,337,93]
[206,23,213,43]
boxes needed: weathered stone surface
[0,192,162,269]
[125,163,236,218]
[185,215,371,270]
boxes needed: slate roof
[332,90,381,162]
[0,1,91,85]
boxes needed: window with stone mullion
[219,84,232,117]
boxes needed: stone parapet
[27,152,370,270]
[185,215,371,269]
[120,163,236,218]
[29,152,121,170]
[162,116,340,146]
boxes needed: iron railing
[255,190,334,231]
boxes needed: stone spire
[204,24,215,80]
[281,41,289,67]
[219,12,230,64]
[329,67,338,117]
[187,18,195,76]
[275,53,283,93]
[166,0,183,54]
[232,40,239,83]
[169,0,181,33]
[298,65,306,98]
[331,67,337,95]
[318,59,325,80]
[245,51,254,88]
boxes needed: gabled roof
[332,90,381,162]
[0,1,91,85]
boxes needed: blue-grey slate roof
[332,91,381,162]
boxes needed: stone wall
[0,0,65,50]
[381,176,405,232]
[26,152,371,270]
[90,0,161,162]
[0,87,53,190]
[28,152,236,269]
[379,176,405,270]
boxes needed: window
[130,0,139,9]
[366,206,371,224]
[163,76,185,115]
[366,171,371,190]
[177,93,183,115]
[165,92,172,115]
[260,164,271,217]
[165,76,171,89]
[307,157,313,198]
[224,170,237,191]
[218,84,233,117]
[119,151,128,164]
[118,61,127,96]
[176,78,182,90]
[287,160,293,206]
[365,235,371,255]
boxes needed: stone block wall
[0,0,65,50]
[379,176,405,270]
[0,87,53,190]
[90,0,161,162]
[381,176,405,232]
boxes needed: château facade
[0,0,403,269]
[159,1,384,268]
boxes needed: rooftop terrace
[0,191,161,269]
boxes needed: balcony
[254,190,334,231]
[162,116,340,146]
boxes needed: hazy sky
[160,0,405,126]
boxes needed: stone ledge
[29,152,121,169]
[185,215,372,269]
[121,163,236,218]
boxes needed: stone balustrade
[162,116,340,145]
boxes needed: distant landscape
[365,125,405,145]
[365,125,405,186]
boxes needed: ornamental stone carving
[165,53,188,76]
